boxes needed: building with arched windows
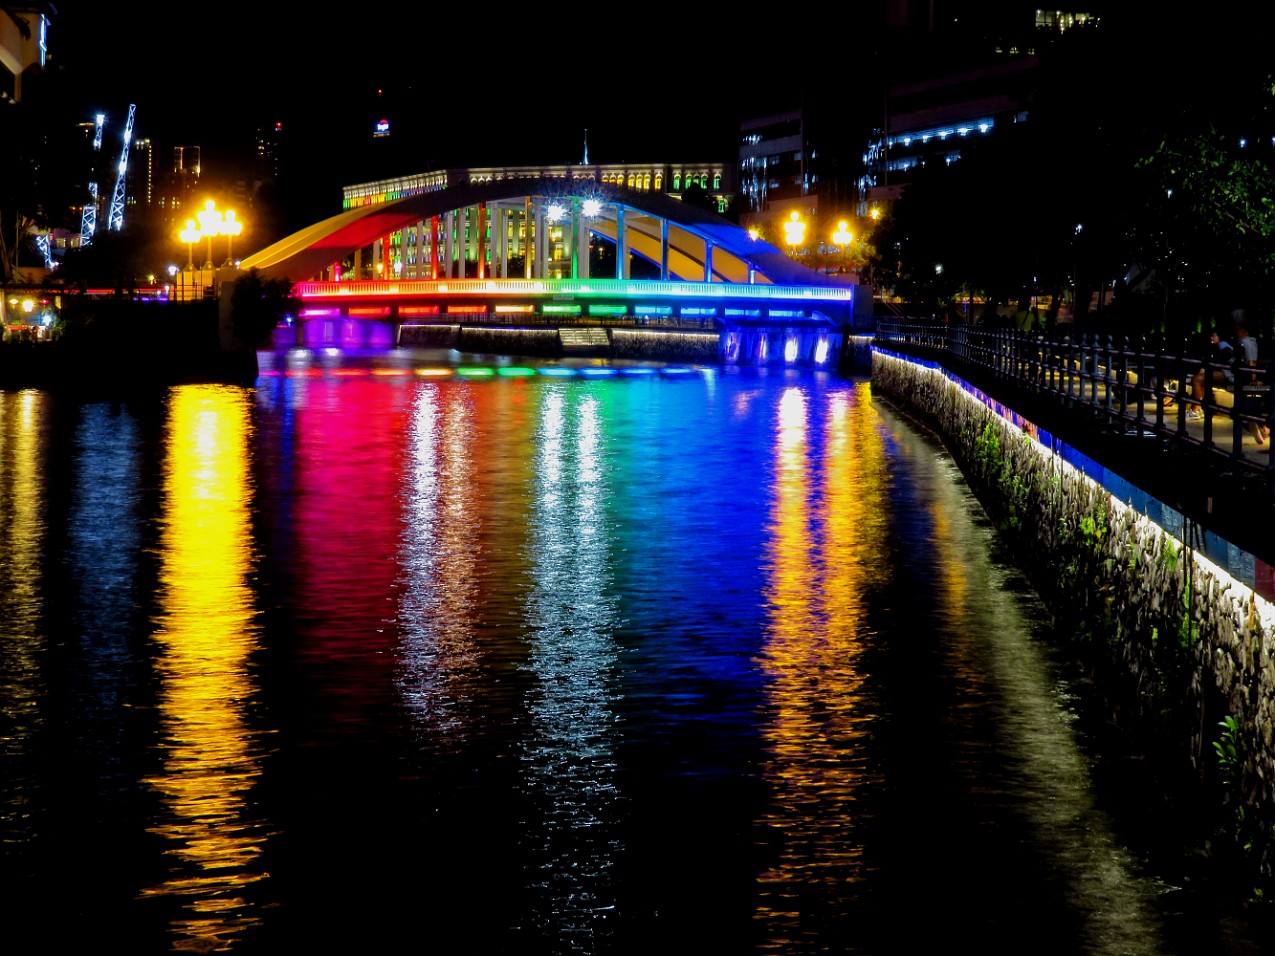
[336,162,735,282]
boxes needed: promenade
[877,337,1275,573]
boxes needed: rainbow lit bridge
[241,171,863,367]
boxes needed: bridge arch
[238,174,860,363]
[242,178,840,291]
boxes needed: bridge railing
[874,319,1275,484]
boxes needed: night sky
[37,0,1236,214]
[44,2,810,190]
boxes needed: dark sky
[38,0,1098,207]
[44,3,808,188]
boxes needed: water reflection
[397,383,484,738]
[0,392,47,849]
[140,385,271,950]
[754,384,885,945]
[522,385,622,946]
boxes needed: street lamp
[783,211,805,258]
[179,219,201,271]
[221,210,242,267]
[831,220,854,274]
[195,199,223,270]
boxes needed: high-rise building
[0,3,51,104]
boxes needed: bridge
[239,171,864,368]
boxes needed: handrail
[874,319,1274,485]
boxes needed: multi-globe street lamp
[783,211,806,258]
[831,220,853,273]
[195,200,222,270]
[221,210,242,267]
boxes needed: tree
[229,269,299,348]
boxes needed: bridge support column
[524,198,534,279]
[573,198,588,280]
[616,206,628,280]
[444,211,455,279]
[661,218,670,280]
[705,241,714,282]
[477,202,487,279]
[495,206,508,278]
[534,204,547,279]
[431,216,440,279]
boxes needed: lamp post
[831,220,853,274]
[221,210,242,267]
[195,200,223,270]
[179,219,202,300]
[783,211,806,258]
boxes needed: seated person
[1189,328,1234,420]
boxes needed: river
[0,348,1267,954]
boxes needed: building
[858,56,1040,216]
[341,162,736,281]
[0,3,50,104]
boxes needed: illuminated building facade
[858,56,1038,215]
[339,162,735,282]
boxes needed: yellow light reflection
[0,392,46,795]
[140,385,269,949]
[754,383,889,924]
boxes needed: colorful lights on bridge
[258,364,717,380]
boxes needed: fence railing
[874,319,1275,482]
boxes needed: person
[1189,328,1234,420]
[1235,323,1270,442]
[1235,323,1260,377]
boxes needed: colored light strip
[496,367,536,377]
[456,367,495,377]
[538,367,577,377]
[415,368,454,377]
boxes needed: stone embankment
[871,348,1275,894]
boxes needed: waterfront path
[878,343,1275,573]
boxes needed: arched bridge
[240,173,861,366]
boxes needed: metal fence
[874,319,1275,482]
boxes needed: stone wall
[871,348,1275,888]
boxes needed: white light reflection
[522,386,621,945]
[396,384,484,738]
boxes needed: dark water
[0,350,1265,954]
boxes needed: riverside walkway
[873,322,1275,577]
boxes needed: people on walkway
[1236,323,1271,443]
[1189,328,1234,420]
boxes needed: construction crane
[79,112,105,247]
[106,103,136,233]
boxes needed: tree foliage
[229,269,299,347]
[867,14,1275,339]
